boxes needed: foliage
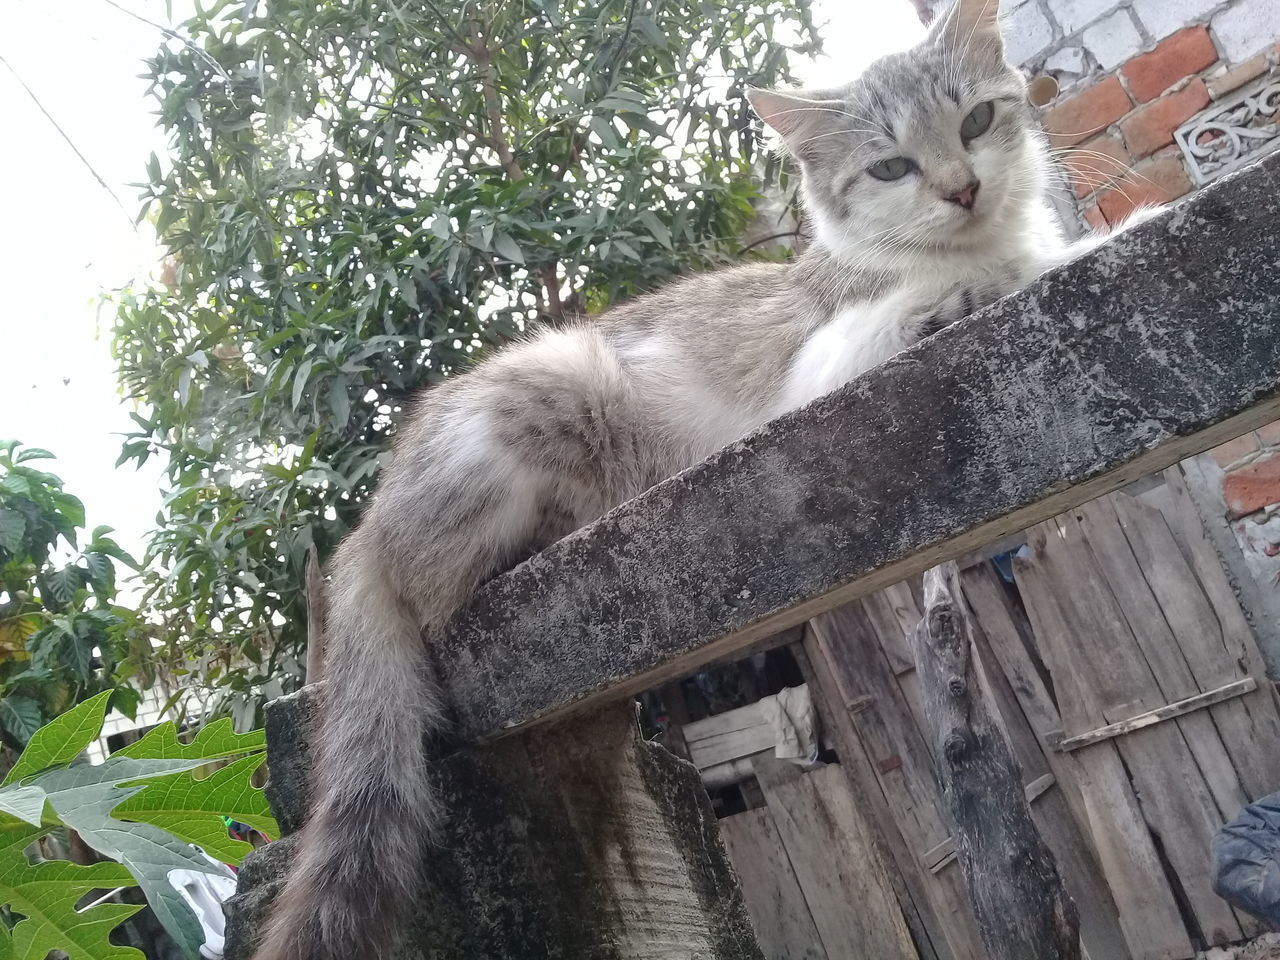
[111,0,816,720]
[0,692,276,959]
[0,444,148,753]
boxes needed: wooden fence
[704,466,1280,959]
[223,151,1280,959]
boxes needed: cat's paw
[915,280,1008,338]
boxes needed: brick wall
[1002,0,1280,226]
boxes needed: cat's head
[748,0,1045,261]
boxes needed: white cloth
[168,861,238,959]
[758,684,820,764]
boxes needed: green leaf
[14,743,270,957]
[0,696,44,749]
[48,493,85,531]
[0,784,45,826]
[111,685,142,721]
[14,448,55,464]
[291,357,315,411]
[27,765,217,958]
[493,232,524,264]
[638,211,673,250]
[0,508,25,554]
[116,716,266,761]
[41,567,81,608]
[0,820,144,960]
[112,753,278,863]
[3,691,111,786]
[0,474,32,498]
[83,552,114,589]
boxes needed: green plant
[0,691,276,959]
[0,443,147,751]
[112,0,815,723]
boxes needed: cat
[251,1,1147,957]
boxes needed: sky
[0,0,923,567]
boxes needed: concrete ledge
[440,152,1280,743]
[224,690,764,960]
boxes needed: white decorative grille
[1175,76,1280,184]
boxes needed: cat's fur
[251,2,1141,957]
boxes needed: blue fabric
[1213,792,1280,924]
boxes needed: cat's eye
[867,157,913,181]
[961,101,994,140]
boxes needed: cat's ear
[927,0,1004,54]
[746,88,842,155]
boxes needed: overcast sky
[0,0,922,567]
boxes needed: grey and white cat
[252,2,1146,957]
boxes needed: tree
[112,0,816,720]
[0,443,146,752]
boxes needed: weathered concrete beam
[442,152,1280,743]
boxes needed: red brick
[1119,79,1210,158]
[1042,76,1133,148]
[1211,432,1260,469]
[1122,27,1219,103]
[1207,53,1271,99]
[1061,134,1132,199]
[1095,150,1192,224]
[1224,454,1280,517]
[1082,204,1108,230]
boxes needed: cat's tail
[249,543,444,960]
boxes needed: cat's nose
[945,179,980,210]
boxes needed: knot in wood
[943,730,969,762]
[947,676,965,697]
[929,609,953,635]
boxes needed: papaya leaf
[1,719,272,957]
[112,753,278,864]
[0,785,45,827]
[2,691,111,786]
[115,716,265,761]
[29,770,221,958]
[0,818,144,960]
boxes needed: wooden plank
[719,808,828,960]
[960,569,1132,960]
[1016,515,1235,953]
[807,604,987,960]
[1057,678,1256,752]
[687,716,775,770]
[1013,535,1193,959]
[753,759,918,960]
[1147,469,1280,801]
[1072,496,1250,820]
[441,153,1280,743]
[1171,456,1280,677]
[911,563,1079,960]
[862,586,932,751]
[1115,482,1280,941]
[685,701,767,742]
[794,636,949,960]
[683,685,816,770]
[808,603,951,853]
[958,564,1093,837]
